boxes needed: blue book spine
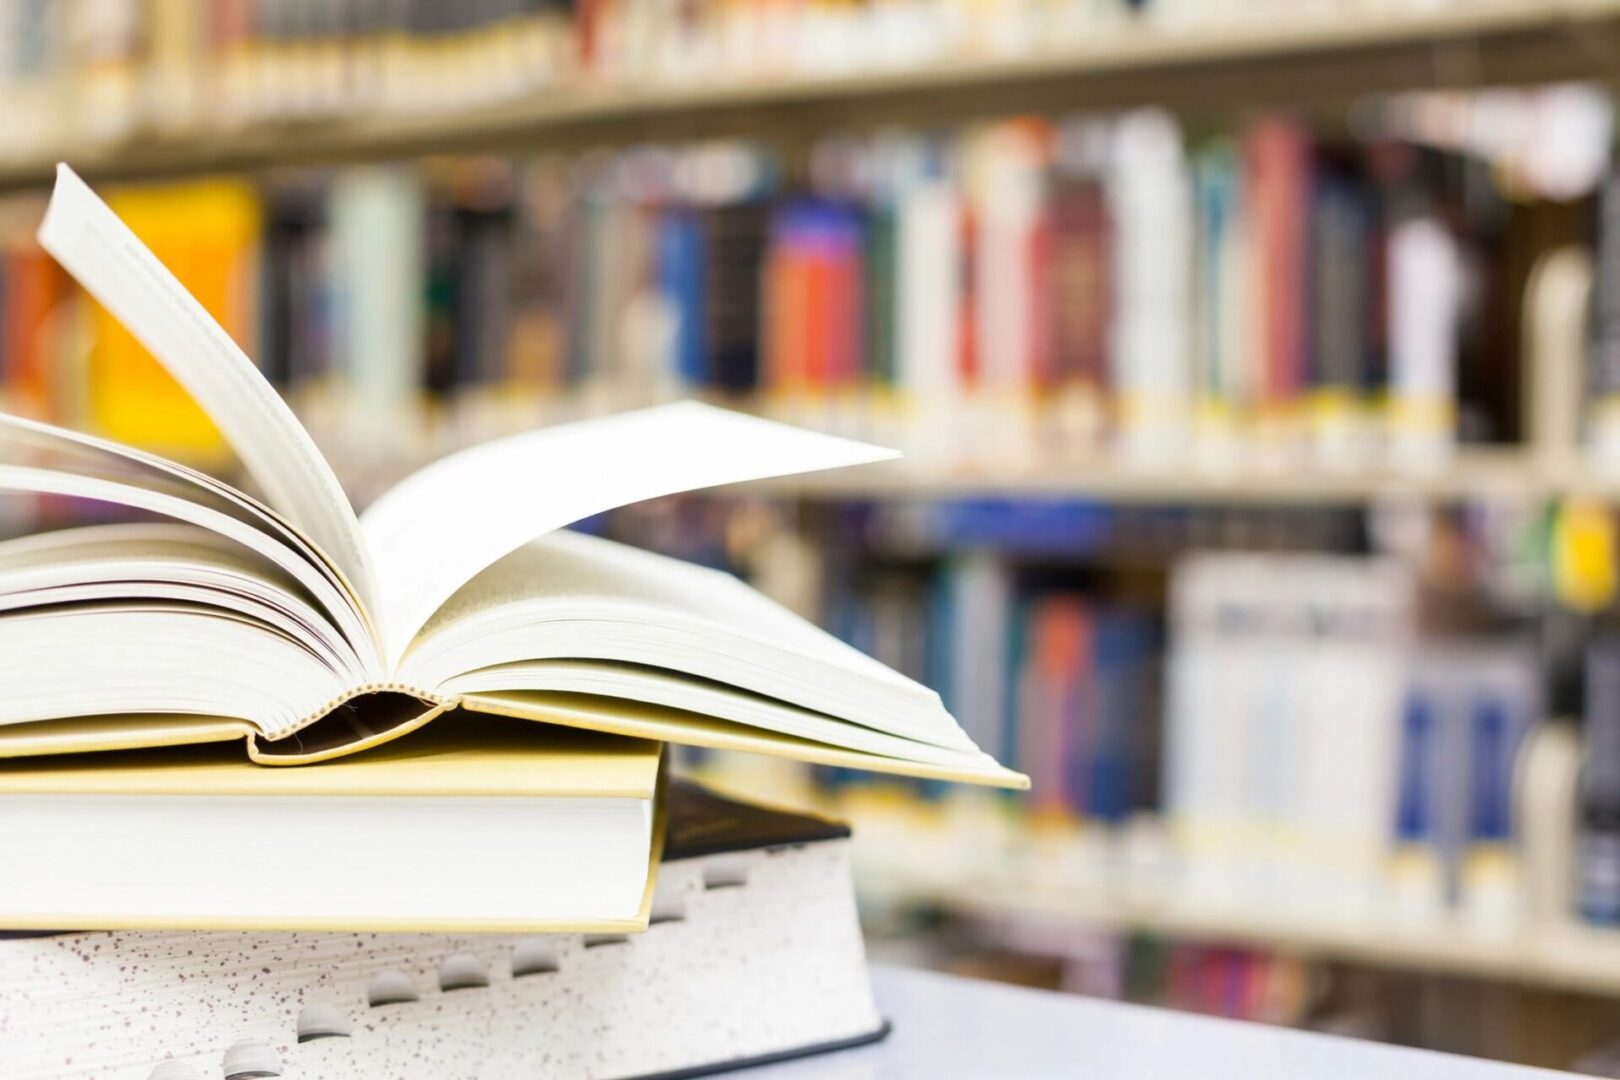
[1466,695,1512,845]
[1089,612,1151,824]
[1395,691,1435,846]
[657,208,708,387]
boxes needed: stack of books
[0,166,1024,1078]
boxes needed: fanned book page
[0,164,1027,790]
[361,402,899,666]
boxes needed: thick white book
[0,782,887,1080]
[0,165,1023,791]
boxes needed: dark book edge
[618,1019,891,1080]
[662,777,851,862]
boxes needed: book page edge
[461,693,1031,790]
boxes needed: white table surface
[742,964,1576,1079]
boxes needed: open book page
[0,521,306,594]
[0,602,353,732]
[362,401,899,667]
[0,415,377,675]
[465,691,1029,788]
[0,523,358,674]
[398,529,978,754]
[0,413,343,589]
[0,478,372,676]
[440,659,1004,769]
[35,165,379,615]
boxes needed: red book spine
[763,238,804,394]
[957,205,978,389]
[1027,203,1056,391]
[1246,120,1313,408]
[1048,183,1112,394]
[803,243,831,393]
[3,244,63,418]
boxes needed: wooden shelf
[2,0,1619,191]
[742,449,1616,505]
[873,876,1620,998]
[216,400,1620,506]
[321,437,1616,506]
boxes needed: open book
[0,165,1023,789]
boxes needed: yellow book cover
[90,179,260,462]
[0,720,667,933]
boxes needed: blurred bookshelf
[870,873,1620,999]
[311,422,1620,505]
[2,1,1620,190]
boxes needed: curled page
[36,164,378,614]
[362,402,898,667]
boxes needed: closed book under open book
[1,782,886,1080]
[0,165,1025,791]
[0,719,666,932]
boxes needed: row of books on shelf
[0,0,1524,159]
[1165,555,1535,924]
[784,541,1620,934]
[3,95,1617,480]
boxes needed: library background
[13,0,1620,1073]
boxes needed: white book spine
[1387,216,1461,472]
[896,174,963,461]
[330,167,427,436]
[1110,110,1192,467]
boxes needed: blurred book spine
[5,97,1597,483]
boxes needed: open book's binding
[246,689,454,764]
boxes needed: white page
[0,465,373,682]
[35,164,378,614]
[394,529,976,753]
[362,401,898,667]
[0,523,356,673]
[0,412,383,676]
[440,660,999,769]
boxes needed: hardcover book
[0,718,667,931]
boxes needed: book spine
[1243,118,1312,450]
[0,229,64,419]
[1045,168,1112,452]
[1110,109,1191,467]
[1190,139,1246,464]
[1386,213,1461,471]
[1580,635,1620,926]
[657,205,708,389]
[1390,689,1445,920]
[894,167,963,459]
[329,166,426,419]
[1308,163,1374,468]
[705,197,768,395]
[1591,163,1620,460]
